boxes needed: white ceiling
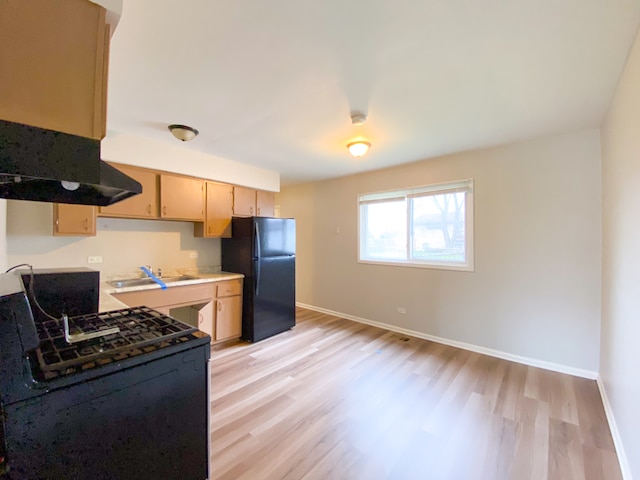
[107,0,640,186]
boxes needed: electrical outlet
[397,307,407,314]
[189,251,198,259]
[87,256,103,264]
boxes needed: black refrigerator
[222,217,296,342]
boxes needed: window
[358,179,473,271]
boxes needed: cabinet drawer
[216,281,242,297]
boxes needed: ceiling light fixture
[168,124,199,142]
[347,141,371,157]
[347,113,371,156]
[351,113,367,126]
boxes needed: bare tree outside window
[411,192,465,262]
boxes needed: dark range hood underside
[0,119,142,206]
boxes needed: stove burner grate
[33,306,199,379]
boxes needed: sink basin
[108,275,199,289]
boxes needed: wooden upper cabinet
[99,164,158,219]
[194,182,233,238]
[160,174,204,221]
[53,204,96,236]
[256,191,275,217]
[0,0,110,139]
[233,186,256,217]
[233,187,276,217]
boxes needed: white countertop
[99,272,244,312]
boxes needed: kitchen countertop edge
[99,272,245,312]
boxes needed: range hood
[0,119,142,206]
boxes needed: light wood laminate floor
[209,308,621,480]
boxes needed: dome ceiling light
[347,141,371,157]
[168,124,199,142]
[347,113,371,157]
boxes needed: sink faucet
[142,265,161,278]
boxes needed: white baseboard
[597,377,632,480]
[297,302,598,380]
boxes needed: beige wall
[279,129,602,373]
[601,25,640,479]
[6,201,220,277]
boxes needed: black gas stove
[0,271,211,480]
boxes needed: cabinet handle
[162,206,167,215]
[250,206,254,215]
[198,313,203,325]
[208,225,211,234]
[218,302,222,312]
[83,218,88,230]
[257,208,261,216]
[147,204,152,214]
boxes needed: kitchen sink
[107,275,199,289]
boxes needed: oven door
[2,343,210,480]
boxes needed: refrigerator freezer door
[255,218,295,258]
[250,255,295,342]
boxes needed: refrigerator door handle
[255,259,260,296]
[255,221,262,259]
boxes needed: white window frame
[357,179,474,271]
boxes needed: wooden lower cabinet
[113,279,242,344]
[53,204,96,236]
[215,293,242,341]
[194,301,214,338]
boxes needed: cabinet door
[233,186,256,217]
[0,0,109,139]
[215,296,242,341]
[196,301,214,339]
[160,174,204,221]
[99,164,158,218]
[195,182,233,238]
[256,191,275,217]
[53,204,96,236]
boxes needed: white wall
[102,131,280,192]
[600,25,640,479]
[279,129,602,373]
[6,200,220,277]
